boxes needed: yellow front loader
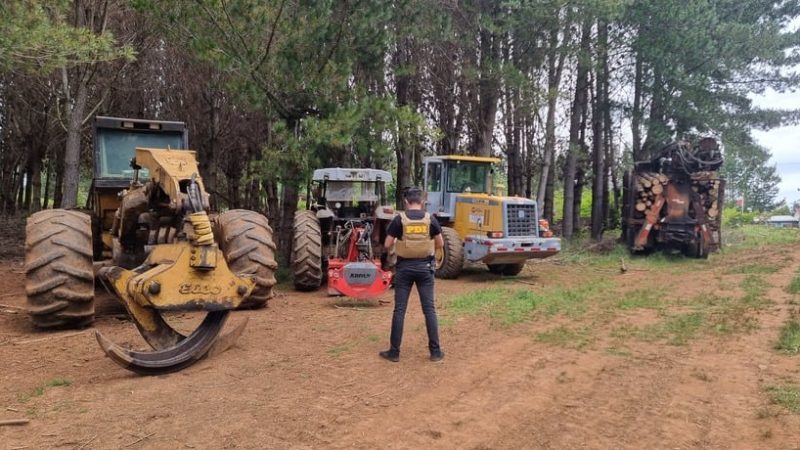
[24,117,277,374]
[421,155,561,278]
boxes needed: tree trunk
[590,21,608,240]
[29,156,42,212]
[473,28,500,157]
[393,36,414,206]
[574,167,585,233]
[642,68,667,158]
[279,183,299,265]
[264,179,279,225]
[562,19,592,239]
[53,143,65,208]
[537,23,568,205]
[504,71,523,196]
[61,79,88,209]
[631,52,643,161]
[603,51,617,229]
[544,153,555,223]
[202,88,220,210]
[42,156,52,210]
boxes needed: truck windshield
[325,181,381,202]
[446,161,490,193]
[97,129,184,178]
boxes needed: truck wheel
[291,210,324,291]
[25,209,95,329]
[435,227,464,279]
[502,263,525,276]
[487,263,525,276]
[216,210,278,309]
[487,264,505,274]
[687,233,709,260]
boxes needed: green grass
[605,346,631,357]
[775,319,800,354]
[765,385,800,413]
[18,378,72,403]
[45,378,72,388]
[535,326,593,350]
[740,274,771,307]
[724,263,781,275]
[788,274,800,295]
[724,225,800,250]
[609,290,763,346]
[641,312,705,346]
[447,282,612,327]
[615,289,662,310]
[327,343,352,356]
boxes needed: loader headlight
[335,202,342,209]
[538,219,550,231]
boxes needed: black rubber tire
[502,263,525,276]
[216,210,278,309]
[435,227,464,279]
[487,263,525,276]
[687,233,709,260]
[25,209,95,329]
[487,264,505,274]
[291,210,324,291]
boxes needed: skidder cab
[422,155,560,278]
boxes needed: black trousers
[389,259,441,354]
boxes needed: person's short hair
[403,186,424,204]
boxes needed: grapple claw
[96,311,231,375]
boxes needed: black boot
[379,350,400,362]
[430,350,445,362]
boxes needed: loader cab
[91,116,188,231]
[422,155,499,221]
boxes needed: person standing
[380,186,445,362]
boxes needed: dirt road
[2,237,800,449]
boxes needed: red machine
[327,221,393,299]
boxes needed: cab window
[426,163,442,192]
[446,161,489,193]
[96,130,184,178]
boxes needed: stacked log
[633,172,667,216]
[632,171,722,228]
[690,171,722,223]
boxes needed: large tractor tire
[216,209,278,309]
[435,226,464,279]
[291,210,324,291]
[25,209,95,329]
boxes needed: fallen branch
[0,419,30,426]
[333,305,365,311]
[11,330,91,346]
[75,434,98,450]
[124,432,155,447]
